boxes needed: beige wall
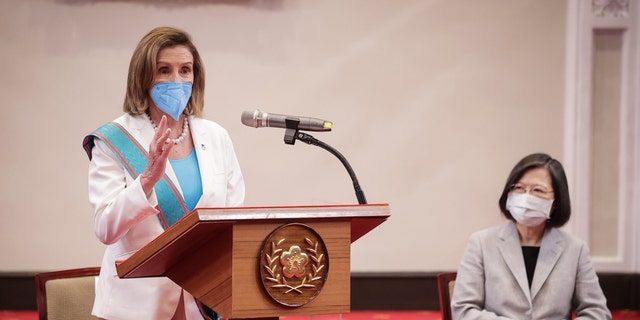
[0,0,567,272]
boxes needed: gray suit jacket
[451,221,611,320]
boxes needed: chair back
[35,267,100,320]
[437,272,457,320]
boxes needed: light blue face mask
[151,82,193,121]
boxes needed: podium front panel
[195,220,350,318]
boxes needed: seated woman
[451,153,611,319]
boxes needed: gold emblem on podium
[259,223,329,307]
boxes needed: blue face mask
[151,82,193,121]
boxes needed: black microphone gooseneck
[283,118,367,205]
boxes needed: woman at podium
[83,26,245,319]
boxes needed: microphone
[241,109,333,132]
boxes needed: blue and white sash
[83,122,188,229]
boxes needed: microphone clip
[284,118,316,146]
[284,118,303,145]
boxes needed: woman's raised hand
[140,115,174,197]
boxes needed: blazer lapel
[189,116,213,206]
[530,227,564,300]
[497,222,532,304]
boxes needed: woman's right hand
[140,115,174,197]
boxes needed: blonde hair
[123,26,205,117]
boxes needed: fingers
[159,137,175,158]
[150,116,172,154]
[156,116,175,156]
[156,115,168,136]
[144,115,174,190]
[153,116,170,147]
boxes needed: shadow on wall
[55,0,284,9]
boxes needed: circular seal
[259,223,329,307]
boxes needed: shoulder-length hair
[498,153,571,228]
[123,26,205,117]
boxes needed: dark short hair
[498,153,571,228]
[123,26,205,117]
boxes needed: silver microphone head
[241,109,264,128]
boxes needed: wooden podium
[116,204,390,319]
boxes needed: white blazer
[451,221,611,320]
[86,113,245,320]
